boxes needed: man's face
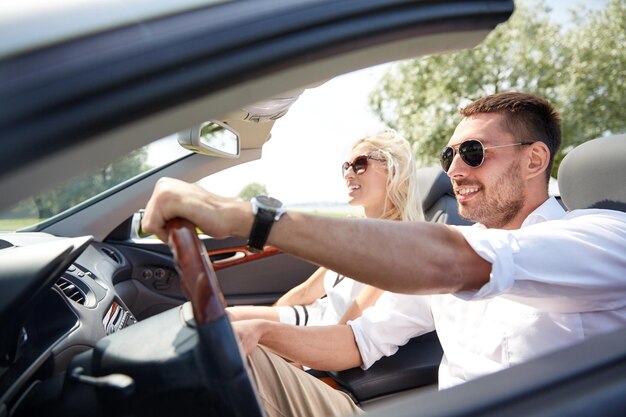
[445,113,527,229]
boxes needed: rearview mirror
[177,121,239,158]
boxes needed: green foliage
[24,148,149,219]
[200,123,223,137]
[370,0,625,176]
[238,183,268,202]
[555,0,626,167]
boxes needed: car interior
[1,1,625,416]
[2,131,623,417]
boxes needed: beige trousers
[248,347,364,417]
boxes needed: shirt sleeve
[348,292,434,369]
[276,298,328,326]
[454,210,626,313]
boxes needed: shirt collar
[521,196,566,228]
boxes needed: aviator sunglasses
[440,139,534,172]
[342,154,385,176]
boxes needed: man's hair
[460,92,562,180]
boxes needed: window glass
[0,135,190,232]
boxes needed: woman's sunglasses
[440,139,534,172]
[341,154,384,176]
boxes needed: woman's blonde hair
[352,130,424,222]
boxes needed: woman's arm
[226,305,280,322]
[226,266,327,322]
[273,266,327,306]
[338,285,384,325]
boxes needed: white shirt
[277,269,364,326]
[349,197,626,389]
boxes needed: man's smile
[454,185,480,201]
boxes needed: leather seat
[558,133,626,212]
[417,166,472,226]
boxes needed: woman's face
[343,143,391,218]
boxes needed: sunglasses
[440,139,534,172]
[341,154,384,176]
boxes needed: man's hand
[142,177,252,242]
[233,319,363,371]
[233,319,266,356]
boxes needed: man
[142,92,626,417]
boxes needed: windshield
[0,135,190,232]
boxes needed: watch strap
[247,208,275,253]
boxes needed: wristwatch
[247,195,285,253]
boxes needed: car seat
[558,133,626,212]
[417,166,473,225]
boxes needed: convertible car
[1,1,625,416]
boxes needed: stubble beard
[458,160,526,229]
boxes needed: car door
[105,231,318,320]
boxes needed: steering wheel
[166,218,265,417]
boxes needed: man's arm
[142,178,491,294]
[271,212,490,294]
[234,319,362,371]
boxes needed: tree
[238,183,268,202]
[370,0,625,176]
[32,148,149,218]
[555,0,626,165]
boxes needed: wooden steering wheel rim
[166,218,265,417]
[166,218,226,324]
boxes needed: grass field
[305,211,355,218]
[0,218,41,231]
[290,207,359,218]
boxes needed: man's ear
[526,142,550,179]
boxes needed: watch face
[254,195,283,209]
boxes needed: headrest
[558,134,626,211]
[417,166,454,211]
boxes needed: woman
[227,130,423,326]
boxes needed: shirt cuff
[275,305,296,325]
[348,319,378,370]
[452,225,520,300]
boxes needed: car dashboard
[0,232,137,415]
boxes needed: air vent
[101,247,122,264]
[56,277,86,305]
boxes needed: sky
[200,65,388,206]
[199,0,609,206]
